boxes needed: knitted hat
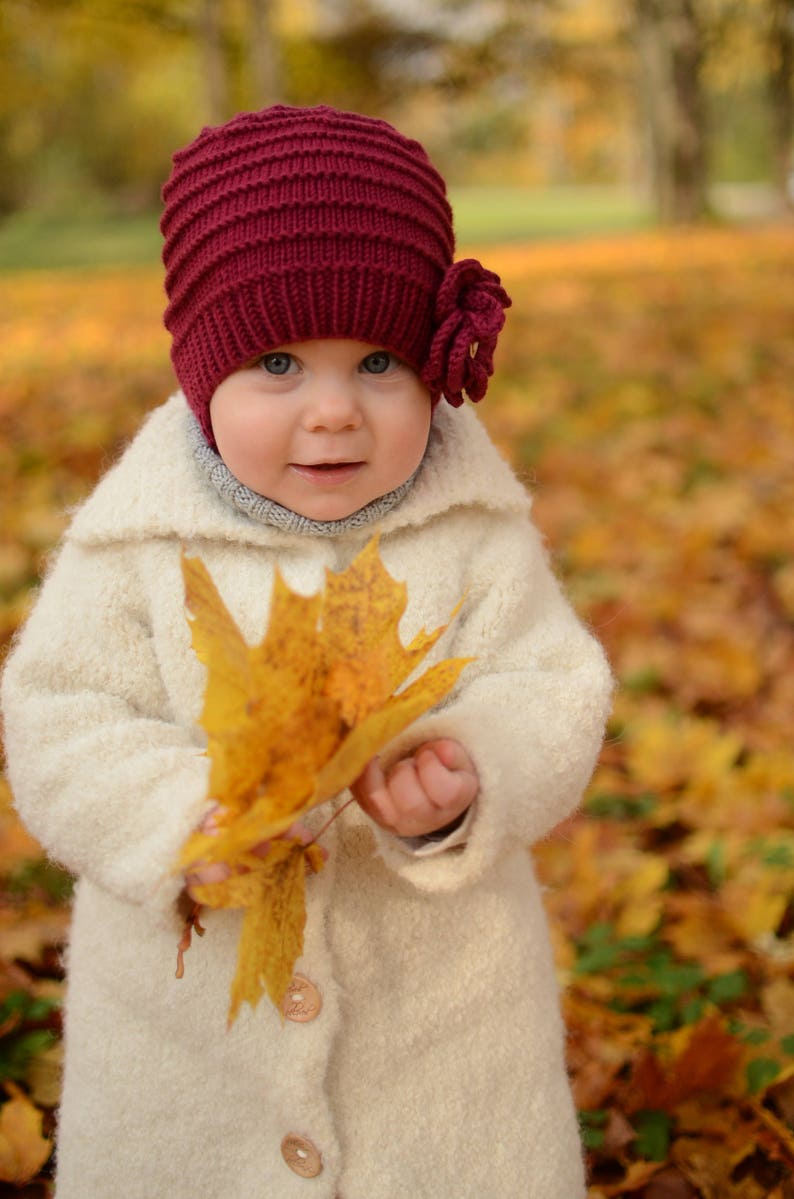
[161,104,511,445]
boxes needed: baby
[2,105,612,1198]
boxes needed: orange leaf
[0,1085,51,1185]
[628,1016,745,1114]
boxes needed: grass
[0,186,652,273]
[449,185,653,242]
[0,212,163,273]
[0,183,782,273]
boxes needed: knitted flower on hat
[422,259,512,406]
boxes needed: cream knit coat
[2,396,612,1198]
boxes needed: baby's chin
[283,467,400,522]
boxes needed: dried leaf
[178,535,470,1021]
[0,1084,51,1185]
[182,557,325,819]
[590,1158,666,1197]
[320,536,464,725]
[640,1166,698,1199]
[0,905,70,966]
[312,655,472,805]
[191,839,320,1023]
[7,229,794,1183]
[629,1016,745,1113]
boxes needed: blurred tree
[248,0,284,105]
[0,0,787,223]
[0,5,35,214]
[306,0,633,185]
[0,0,201,212]
[522,1,634,186]
[765,0,794,207]
[195,0,287,118]
[280,0,439,116]
[200,0,231,122]
[633,0,709,222]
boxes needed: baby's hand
[351,738,478,839]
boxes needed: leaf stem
[311,796,356,845]
[175,901,205,979]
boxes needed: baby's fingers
[185,860,231,893]
[351,757,403,831]
[420,738,476,775]
[415,746,478,810]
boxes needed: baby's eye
[259,352,295,375]
[360,351,397,375]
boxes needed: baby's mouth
[289,461,364,486]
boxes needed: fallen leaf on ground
[0,1084,51,1185]
[628,1016,745,1113]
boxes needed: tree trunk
[766,0,794,210]
[634,0,709,223]
[247,0,284,107]
[199,0,230,124]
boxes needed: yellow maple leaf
[320,535,463,725]
[177,534,471,1023]
[182,560,328,823]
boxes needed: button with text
[281,974,322,1023]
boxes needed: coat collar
[67,393,531,548]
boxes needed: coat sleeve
[1,538,210,920]
[370,515,614,892]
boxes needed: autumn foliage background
[0,222,793,1195]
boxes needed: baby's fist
[351,738,478,839]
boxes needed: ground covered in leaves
[0,225,793,1196]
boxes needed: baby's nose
[303,381,362,431]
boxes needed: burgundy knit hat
[161,104,511,445]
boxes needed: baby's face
[209,339,432,521]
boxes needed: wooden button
[281,974,322,1023]
[281,1133,323,1178]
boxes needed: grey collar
[189,414,419,536]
